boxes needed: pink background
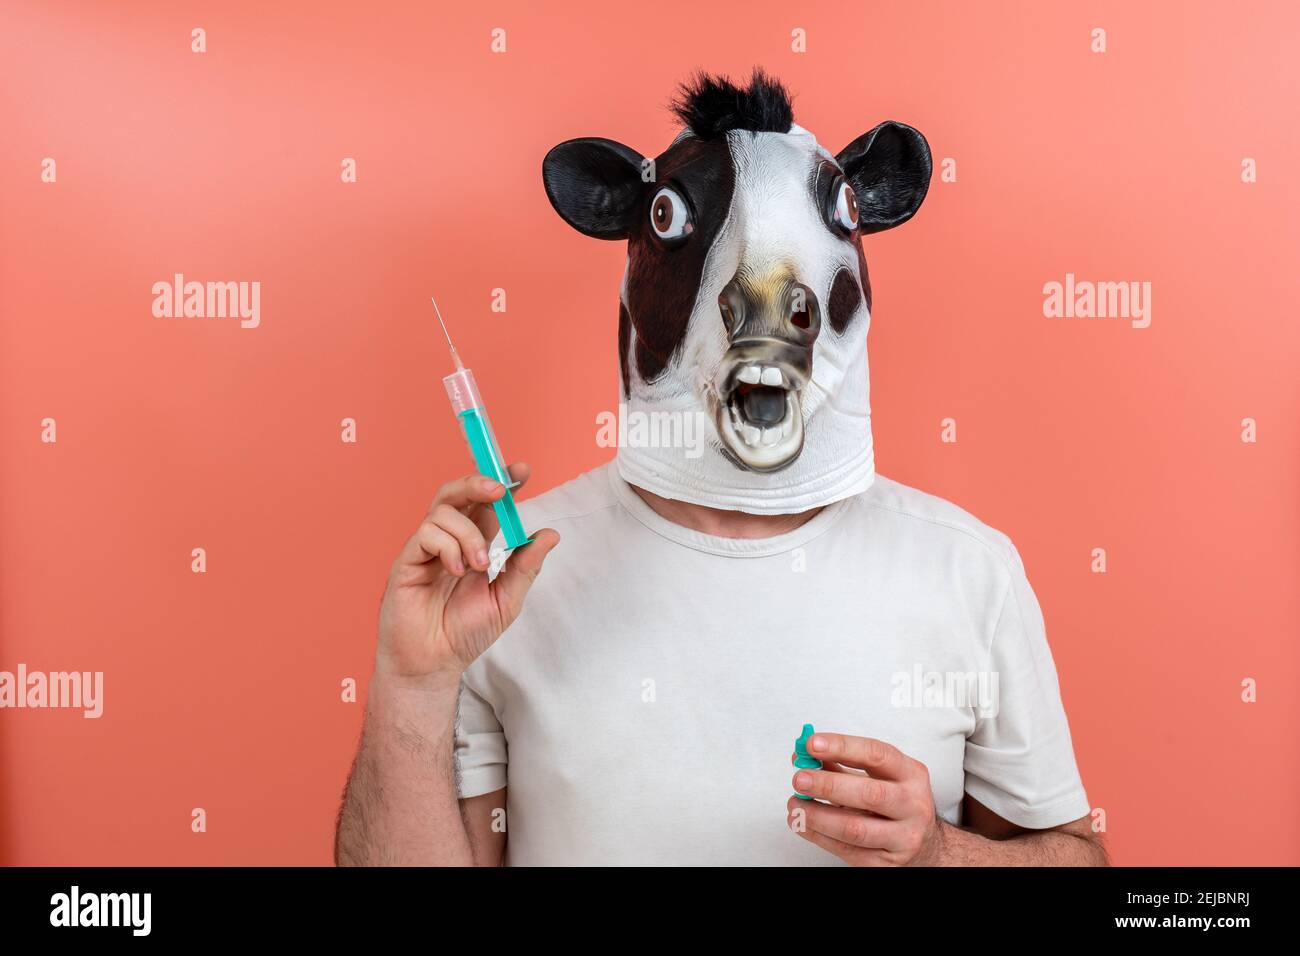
[1,0,1297,864]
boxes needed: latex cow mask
[543,69,932,514]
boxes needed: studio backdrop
[1,0,1297,865]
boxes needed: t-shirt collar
[605,462,851,557]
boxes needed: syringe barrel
[441,365,531,550]
[443,367,483,414]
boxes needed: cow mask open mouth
[542,69,932,512]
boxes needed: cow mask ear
[834,121,932,235]
[542,137,647,240]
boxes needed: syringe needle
[430,296,464,369]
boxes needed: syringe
[432,297,532,551]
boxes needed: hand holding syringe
[364,302,558,688]
[341,306,560,868]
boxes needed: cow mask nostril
[717,277,820,345]
[788,283,818,333]
[718,291,742,336]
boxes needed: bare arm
[334,465,557,867]
[336,671,474,866]
[933,795,1107,866]
[461,790,508,866]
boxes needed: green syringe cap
[793,723,821,801]
[795,723,816,758]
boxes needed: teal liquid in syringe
[432,298,532,551]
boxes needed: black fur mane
[669,68,794,140]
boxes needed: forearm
[335,669,472,866]
[932,819,1109,866]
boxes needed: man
[335,70,1105,866]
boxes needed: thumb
[492,528,560,624]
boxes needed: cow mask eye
[831,177,859,234]
[650,186,693,244]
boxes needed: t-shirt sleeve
[963,546,1091,830]
[454,676,508,799]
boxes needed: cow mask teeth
[712,353,809,471]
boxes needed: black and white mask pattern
[544,70,931,513]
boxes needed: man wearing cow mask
[337,70,1105,867]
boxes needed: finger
[490,528,560,623]
[402,522,465,576]
[785,809,881,866]
[785,796,908,852]
[806,733,913,781]
[429,473,508,514]
[792,767,908,818]
[430,504,492,572]
[503,461,531,489]
[469,463,532,541]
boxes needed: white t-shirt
[455,463,1090,865]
